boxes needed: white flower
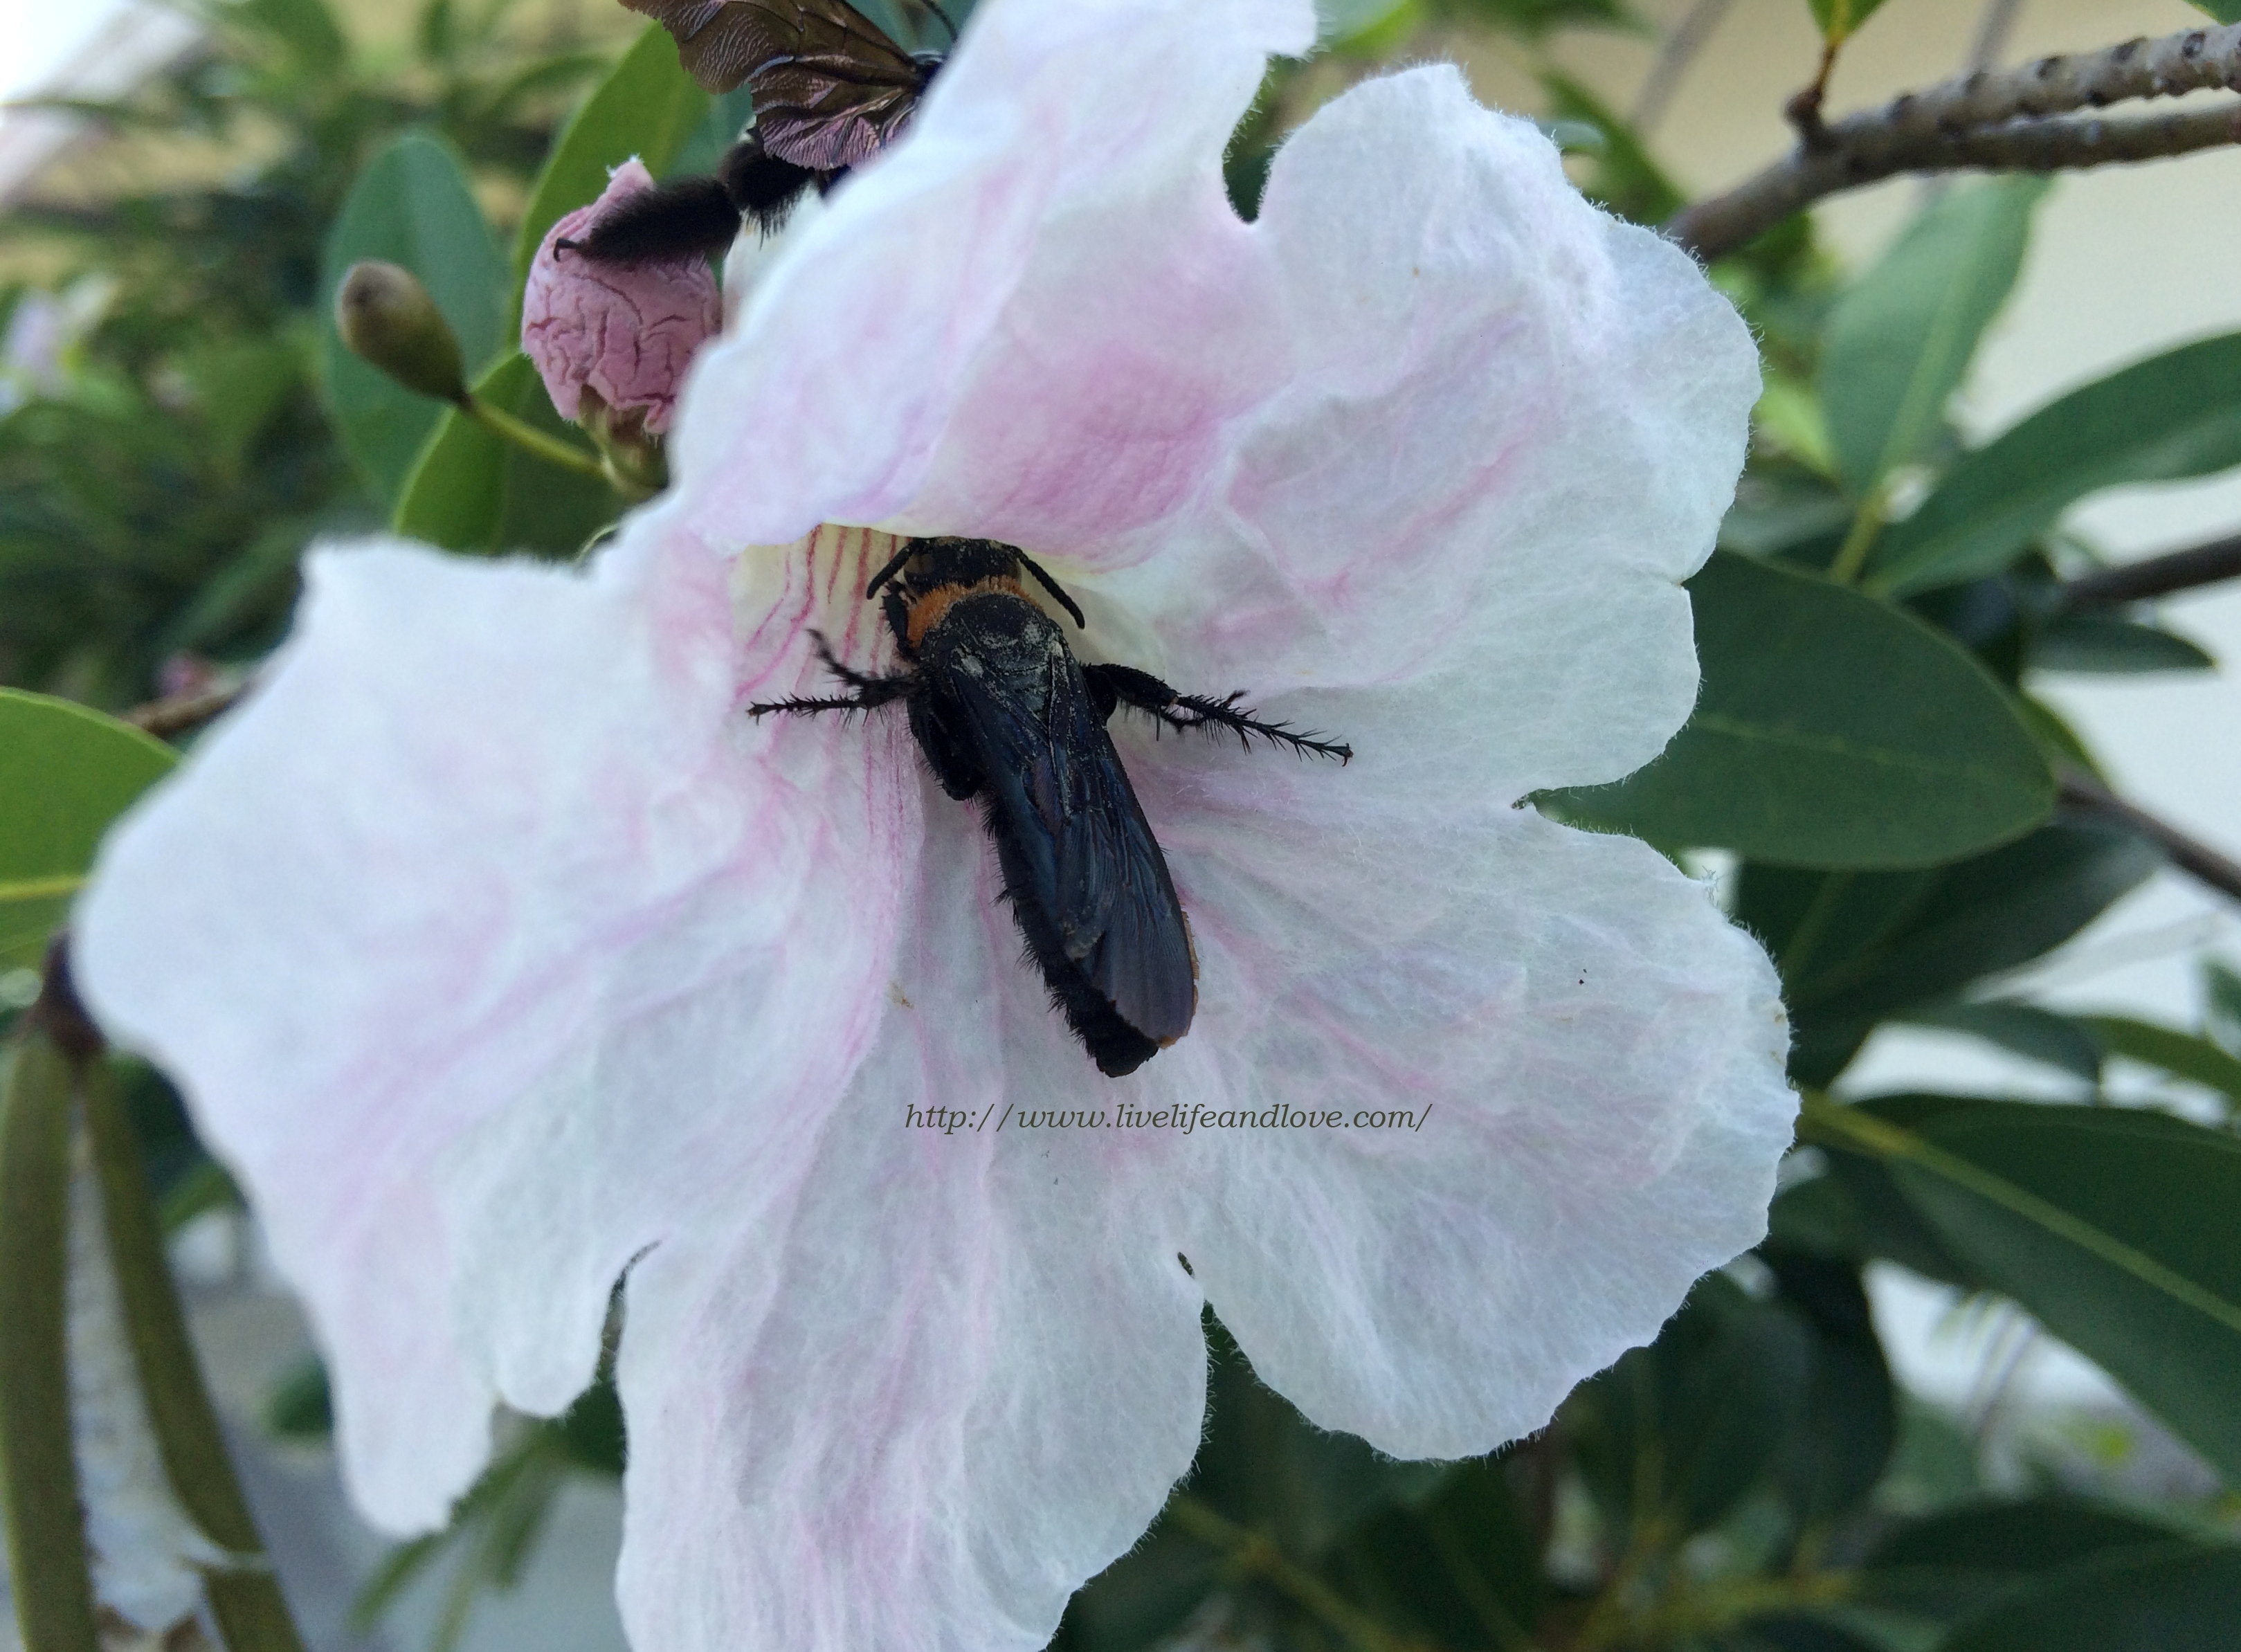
[75,1,1793,1649]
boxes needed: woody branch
[1669,22,2241,260]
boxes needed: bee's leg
[1084,663,1352,764]
[747,632,915,718]
[909,694,982,800]
[882,590,918,659]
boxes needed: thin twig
[1669,21,2241,258]
[2061,772,2241,908]
[2058,532,2241,608]
[124,681,249,740]
[1630,0,1732,136]
[1966,0,2026,75]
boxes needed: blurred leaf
[1942,1547,2241,1652]
[1806,0,1889,43]
[1763,1251,1896,1526]
[265,1355,334,1440]
[1820,178,2045,499]
[225,0,350,77]
[513,25,713,293]
[1900,1001,2104,1083]
[2031,613,2213,674]
[0,689,176,967]
[1746,822,2163,1082]
[556,1377,625,1476]
[1570,1276,1812,1538]
[1871,332,2241,596]
[392,353,617,553]
[1325,1459,1543,1652]
[1860,1495,2197,1619]
[2081,1015,2241,1107]
[1060,1518,1224,1652]
[1818,1097,2241,1486]
[2186,1,2241,24]
[1547,554,2051,868]
[319,131,506,504]
[2206,959,2241,1057]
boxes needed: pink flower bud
[521,159,721,436]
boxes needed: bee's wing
[622,0,926,169]
[946,629,1199,1051]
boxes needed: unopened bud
[522,159,719,437]
[335,260,466,403]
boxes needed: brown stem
[124,681,248,741]
[1669,21,2241,260]
[2058,532,2241,609]
[1672,102,2241,260]
[1785,39,1842,151]
[2060,773,2241,907]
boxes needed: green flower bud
[334,261,466,403]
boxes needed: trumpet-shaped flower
[75,1,1793,1649]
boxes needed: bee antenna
[865,541,917,601]
[919,0,959,42]
[1013,552,1087,630]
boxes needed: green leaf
[1821,1097,2241,1487]
[1900,1000,2105,1083]
[392,353,619,554]
[226,0,350,76]
[1943,1547,2241,1652]
[1860,1495,2198,1619]
[2206,959,2241,1056]
[1871,332,2241,596]
[1541,71,1683,224]
[0,1036,102,1652]
[2081,1014,2241,1107]
[2031,612,2214,674]
[0,690,177,968]
[2186,1,2241,24]
[1820,177,2046,499]
[1806,0,1891,43]
[512,24,713,296]
[319,131,507,505]
[1765,822,2163,1036]
[1544,554,2052,868]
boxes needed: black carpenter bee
[749,538,1351,1077]
[558,0,953,266]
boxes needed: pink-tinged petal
[1099,66,1759,799]
[523,158,722,434]
[612,819,1207,1652]
[1117,730,1792,1458]
[668,0,1312,543]
[72,522,920,1530]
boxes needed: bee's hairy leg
[1083,662,1352,764]
[747,631,916,718]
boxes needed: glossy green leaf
[1943,1547,2241,1652]
[392,353,618,554]
[1838,1099,2241,1486]
[1545,554,2051,868]
[1763,1250,1896,1525]
[1806,0,1890,43]
[1820,178,2045,499]
[1871,332,2241,595]
[511,24,711,294]
[2032,612,2214,674]
[0,690,177,968]
[2083,1015,2241,1107]
[319,131,507,505]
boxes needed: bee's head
[903,536,1019,594]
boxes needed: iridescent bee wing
[622,0,930,170]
